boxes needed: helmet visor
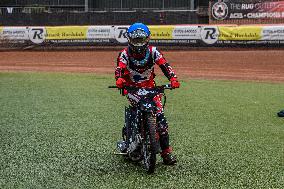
[129,37,149,47]
[128,30,149,47]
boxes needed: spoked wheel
[142,113,157,173]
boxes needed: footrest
[113,151,127,155]
[278,110,284,117]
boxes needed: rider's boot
[161,151,177,165]
[157,113,177,165]
[160,138,177,165]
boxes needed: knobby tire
[143,113,157,173]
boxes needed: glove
[170,77,180,89]
[116,78,126,89]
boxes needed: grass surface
[0,72,284,189]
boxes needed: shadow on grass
[110,154,171,175]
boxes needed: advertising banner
[45,26,88,40]
[200,25,284,46]
[112,25,200,45]
[1,25,284,48]
[200,26,219,45]
[28,27,46,44]
[87,26,113,39]
[218,26,262,40]
[173,26,201,40]
[261,26,284,40]
[211,0,284,21]
[1,27,29,40]
[149,25,200,45]
[114,25,128,44]
[150,26,173,40]
[45,26,102,45]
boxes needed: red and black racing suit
[115,46,178,156]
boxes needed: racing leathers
[115,46,179,158]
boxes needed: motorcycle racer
[114,23,180,165]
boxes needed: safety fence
[1,25,284,49]
[0,9,204,26]
[0,0,195,10]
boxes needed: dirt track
[0,50,284,82]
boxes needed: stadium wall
[1,25,284,50]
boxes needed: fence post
[85,0,88,12]
[190,0,195,10]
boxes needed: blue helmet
[127,23,150,36]
[127,23,151,54]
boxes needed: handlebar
[108,84,172,90]
[109,84,172,107]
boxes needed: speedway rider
[115,23,180,165]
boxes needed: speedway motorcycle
[109,84,172,173]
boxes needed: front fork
[141,111,161,154]
[122,107,160,154]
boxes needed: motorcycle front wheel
[142,113,157,173]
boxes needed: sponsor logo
[114,26,128,43]
[218,26,262,41]
[87,26,112,39]
[1,27,28,40]
[201,26,219,44]
[150,26,173,40]
[173,26,201,39]
[212,1,228,20]
[262,26,284,40]
[45,26,88,40]
[29,27,46,44]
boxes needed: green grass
[0,72,284,189]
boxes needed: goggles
[128,30,149,47]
